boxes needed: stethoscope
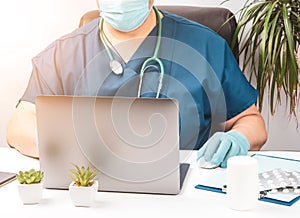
[98,6,164,98]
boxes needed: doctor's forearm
[7,133,38,158]
[6,121,38,158]
[225,105,268,151]
[6,103,39,158]
[227,113,267,151]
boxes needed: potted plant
[227,0,299,118]
[69,164,98,207]
[16,169,44,204]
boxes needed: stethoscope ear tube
[99,18,124,75]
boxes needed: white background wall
[0,0,299,150]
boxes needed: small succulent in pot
[16,169,44,204]
[69,164,98,207]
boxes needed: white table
[0,147,299,217]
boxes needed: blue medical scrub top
[21,10,258,150]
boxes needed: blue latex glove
[196,131,250,168]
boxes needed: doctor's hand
[196,131,250,168]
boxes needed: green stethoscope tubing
[99,6,164,98]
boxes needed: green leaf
[69,164,97,187]
[282,3,297,73]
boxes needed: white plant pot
[69,180,98,207]
[18,182,43,204]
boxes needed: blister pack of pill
[258,169,300,195]
[259,169,290,191]
[284,171,300,187]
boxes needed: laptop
[36,95,189,195]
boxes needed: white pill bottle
[226,156,259,211]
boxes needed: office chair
[78,6,239,62]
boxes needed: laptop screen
[36,96,183,194]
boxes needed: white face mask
[98,0,151,32]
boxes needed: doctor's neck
[102,7,159,45]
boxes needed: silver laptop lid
[36,96,181,194]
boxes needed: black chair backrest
[79,6,239,61]
[157,6,239,62]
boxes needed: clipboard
[195,154,300,206]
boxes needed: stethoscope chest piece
[110,59,123,75]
